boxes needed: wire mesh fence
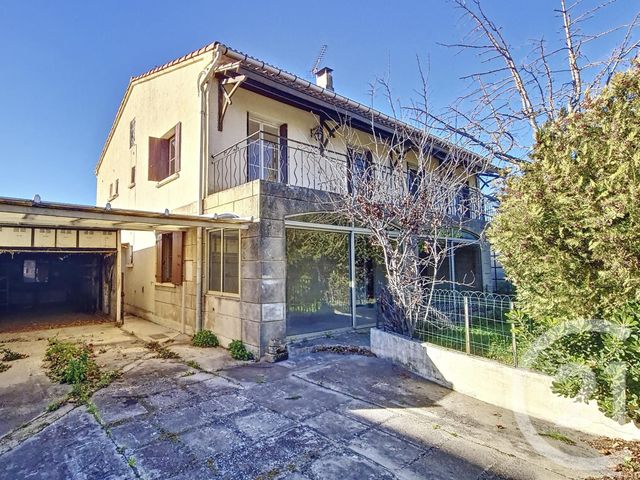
[413,289,517,366]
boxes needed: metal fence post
[510,300,518,367]
[463,296,471,354]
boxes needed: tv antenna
[310,44,328,75]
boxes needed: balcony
[209,131,492,221]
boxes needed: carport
[0,196,246,332]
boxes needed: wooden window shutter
[155,233,163,283]
[170,231,184,285]
[174,122,182,172]
[279,123,288,184]
[149,137,169,181]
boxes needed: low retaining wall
[371,328,639,440]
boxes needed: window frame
[130,165,136,187]
[207,228,241,297]
[347,147,373,194]
[129,118,136,148]
[160,232,173,284]
[168,135,177,176]
[247,116,283,183]
[148,122,181,183]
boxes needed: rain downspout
[194,48,222,332]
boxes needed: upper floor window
[347,148,372,194]
[168,135,177,176]
[129,118,136,148]
[148,122,181,182]
[407,167,420,196]
[247,117,288,184]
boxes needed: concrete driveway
[0,332,617,480]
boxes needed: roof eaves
[95,43,216,175]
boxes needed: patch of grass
[185,360,202,370]
[539,431,576,446]
[1,347,28,362]
[44,339,120,405]
[0,362,10,373]
[192,330,219,348]
[416,322,515,365]
[145,341,181,360]
[229,340,253,361]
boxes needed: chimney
[315,67,334,91]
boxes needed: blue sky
[0,1,634,204]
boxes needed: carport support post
[115,230,122,325]
[195,227,204,332]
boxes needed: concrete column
[115,230,123,324]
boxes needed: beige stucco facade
[96,45,494,356]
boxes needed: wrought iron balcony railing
[209,132,492,221]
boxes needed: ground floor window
[208,229,240,294]
[285,227,387,337]
[286,228,351,336]
[354,234,385,328]
[285,221,485,337]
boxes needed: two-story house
[96,42,495,357]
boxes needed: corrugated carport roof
[0,197,251,231]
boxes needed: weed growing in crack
[159,429,179,443]
[0,362,9,373]
[229,340,253,361]
[46,398,66,412]
[539,431,576,446]
[185,360,202,370]
[127,457,136,467]
[1,347,28,362]
[85,401,101,422]
[192,330,219,348]
[205,457,218,473]
[145,341,181,359]
[43,339,120,407]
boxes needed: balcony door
[247,118,287,183]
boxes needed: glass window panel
[161,233,173,283]
[286,228,351,336]
[454,243,483,291]
[222,230,240,294]
[354,235,386,327]
[209,230,222,291]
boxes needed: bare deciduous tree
[315,115,491,337]
[434,0,640,166]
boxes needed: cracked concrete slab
[0,344,619,480]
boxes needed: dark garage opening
[0,252,114,332]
